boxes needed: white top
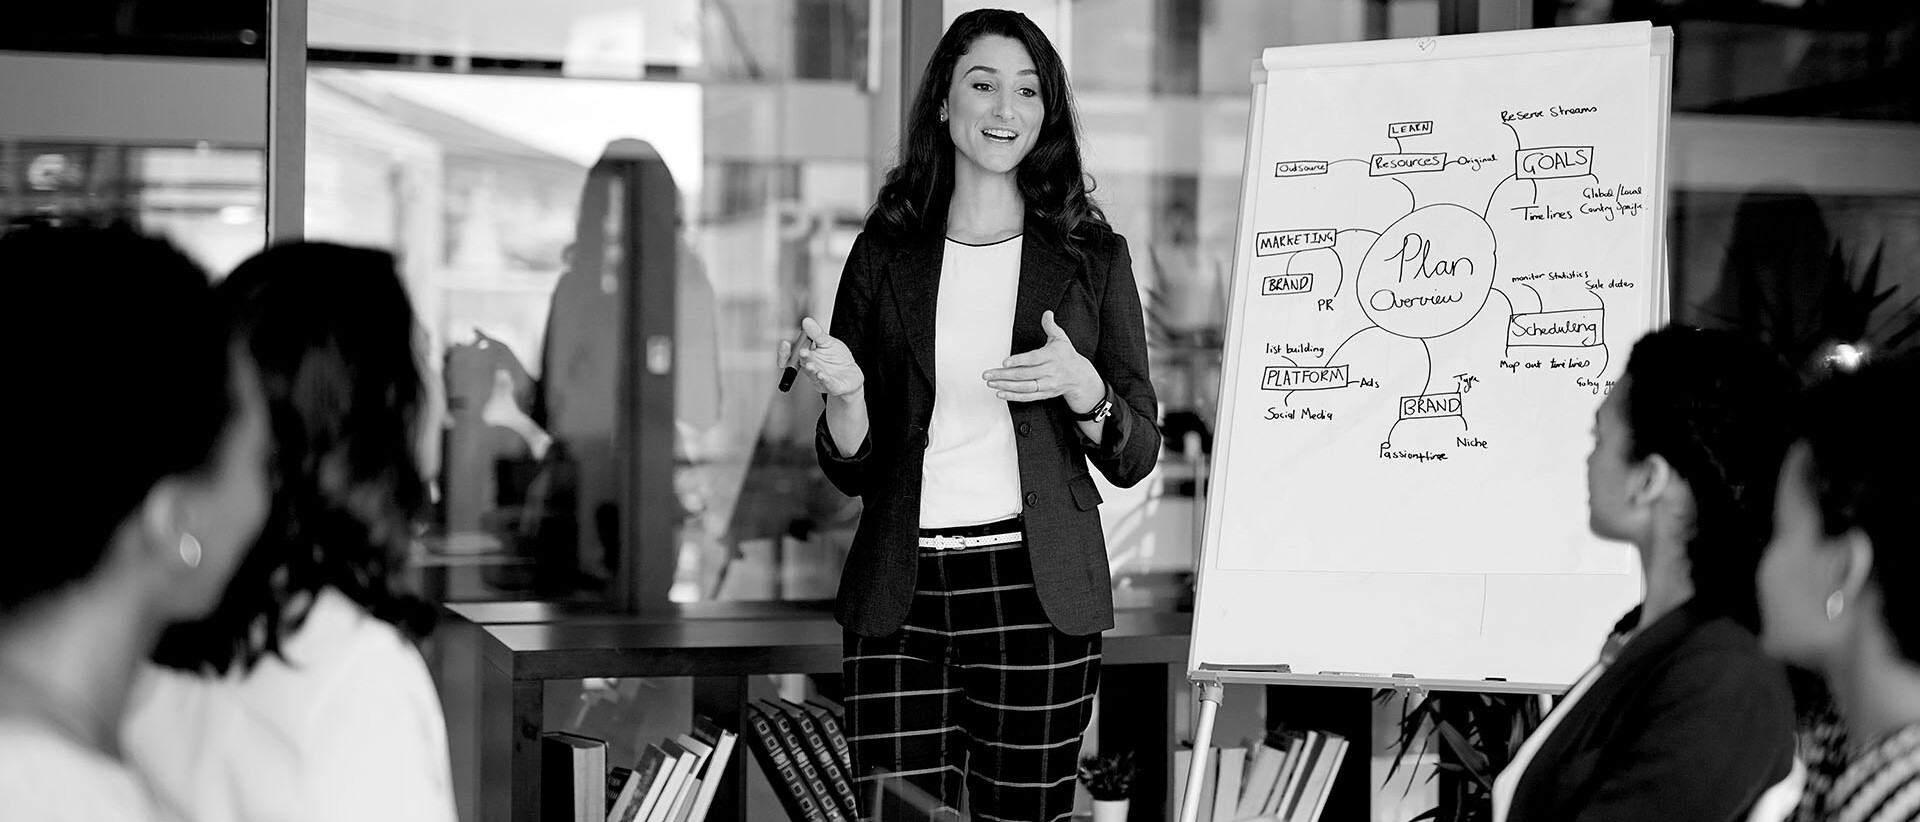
[921,235,1026,528]
[121,588,457,822]
[0,720,181,822]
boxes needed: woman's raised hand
[779,316,865,398]
[983,311,1102,412]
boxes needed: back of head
[1797,353,1920,662]
[0,224,230,611]
[1624,325,1798,630]
[153,241,433,672]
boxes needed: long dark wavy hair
[868,8,1107,254]
[1622,325,1798,632]
[152,242,435,673]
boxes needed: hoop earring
[1825,590,1845,621]
[179,533,203,570]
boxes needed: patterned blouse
[1798,722,1920,822]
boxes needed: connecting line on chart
[1481,174,1516,218]
[1327,324,1382,366]
[1490,287,1517,316]
[1491,288,1518,355]
[1394,136,1405,152]
[1502,120,1523,151]
[1419,339,1433,397]
[1518,281,1545,313]
[1331,229,1379,299]
[1394,177,1417,208]
[1584,291,1610,377]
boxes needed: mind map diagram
[1245,105,1653,464]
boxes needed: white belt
[916,531,1023,551]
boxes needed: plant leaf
[1435,722,1493,788]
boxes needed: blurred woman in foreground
[1760,352,1920,822]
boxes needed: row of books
[1174,729,1350,822]
[541,714,739,822]
[743,699,861,822]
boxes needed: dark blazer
[814,219,1160,638]
[1506,599,1796,822]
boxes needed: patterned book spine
[746,706,828,822]
[785,703,861,818]
[760,702,851,822]
[808,705,855,774]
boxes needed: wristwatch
[1072,387,1115,424]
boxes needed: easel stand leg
[1179,680,1225,822]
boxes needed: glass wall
[301,0,874,609]
[0,10,268,271]
[1538,0,1920,369]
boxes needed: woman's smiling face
[944,34,1044,179]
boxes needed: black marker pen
[778,329,809,392]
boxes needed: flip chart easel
[1179,23,1673,822]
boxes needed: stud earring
[939,111,947,122]
[179,532,203,570]
[1826,590,1845,621]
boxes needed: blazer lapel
[888,238,943,386]
[1011,227,1076,358]
[1514,602,1708,815]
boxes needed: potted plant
[1078,751,1135,822]
[1381,690,1545,822]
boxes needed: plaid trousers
[842,536,1101,822]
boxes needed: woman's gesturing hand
[983,310,1103,413]
[779,316,865,398]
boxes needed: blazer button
[1024,492,1038,507]
[1017,422,1032,437]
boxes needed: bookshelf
[435,603,1191,822]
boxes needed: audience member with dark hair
[123,242,456,822]
[0,224,271,820]
[1497,326,1802,822]
[1760,353,1920,822]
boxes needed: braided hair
[1622,326,1798,631]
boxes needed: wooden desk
[441,604,1191,822]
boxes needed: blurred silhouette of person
[0,224,271,820]
[128,243,456,822]
[441,328,543,551]
[1699,188,1835,369]
[525,138,720,589]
